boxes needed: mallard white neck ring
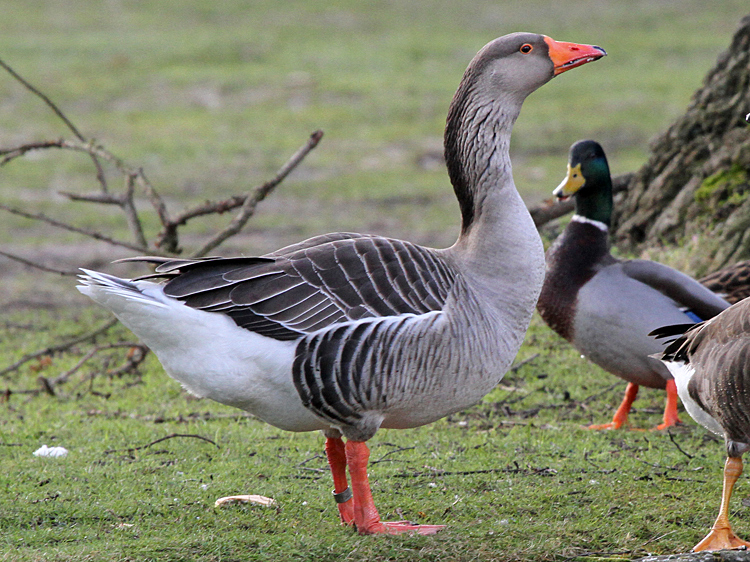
[571,214,608,232]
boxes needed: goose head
[553,139,613,227]
[445,33,606,234]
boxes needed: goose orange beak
[544,37,606,76]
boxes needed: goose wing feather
[140,234,456,342]
[659,300,750,444]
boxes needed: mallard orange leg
[345,440,445,535]
[325,436,354,526]
[693,456,750,552]
[588,382,639,430]
[655,379,682,430]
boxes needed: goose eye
[520,44,533,54]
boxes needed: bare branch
[0,140,66,166]
[0,318,118,379]
[121,173,149,249]
[0,250,78,276]
[0,57,110,192]
[169,194,247,225]
[0,58,85,142]
[530,198,574,228]
[136,169,171,229]
[0,202,149,253]
[59,192,123,205]
[192,130,324,257]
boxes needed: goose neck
[444,89,521,236]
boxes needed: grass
[2,1,750,560]
[1,1,748,258]
[0,311,741,562]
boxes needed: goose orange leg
[693,456,750,551]
[325,436,354,526]
[588,382,639,430]
[655,379,682,430]
[345,440,445,535]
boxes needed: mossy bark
[612,14,750,274]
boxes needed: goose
[77,33,606,535]
[537,140,730,430]
[700,260,750,304]
[654,300,750,551]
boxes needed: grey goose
[700,260,750,304]
[655,299,750,551]
[78,33,606,535]
[537,140,730,430]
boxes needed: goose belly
[662,360,724,436]
[376,322,518,430]
[89,285,326,433]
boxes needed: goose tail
[77,269,170,310]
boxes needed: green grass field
[1,2,750,561]
[0,311,737,561]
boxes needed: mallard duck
[655,300,750,551]
[77,34,606,535]
[537,140,730,430]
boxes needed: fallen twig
[49,342,147,387]
[580,382,622,405]
[371,446,415,464]
[510,353,540,373]
[392,463,556,479]
[667,429,695,459]
[0,318,117,378]
[103,433,219,455]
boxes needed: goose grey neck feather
[445,33,552,235]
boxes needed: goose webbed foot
[693,526,750,552]
[694,456,749,552]
[345,440,445,536]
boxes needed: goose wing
[146,233,456,341]
[658,299,750,444]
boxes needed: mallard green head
[553,140,613,226]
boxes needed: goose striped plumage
[655,299,750,551]
[77,33,606,535]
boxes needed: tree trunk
[611,14,750,275]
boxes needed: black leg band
[332,487,353,504]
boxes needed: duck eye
[520,44,533,54]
